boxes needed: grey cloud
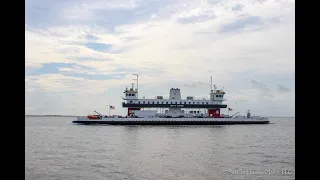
[251,79,274,98]
[184,84,197,88]
[269,17,281,23]
[255,0,267,4]
[84,34,99,42]
[220,15,264,33]
[251,79,270,92]
[277,84,291,92]
[207,0,223,4]
[184,81,206,88]
[232,4,244,11]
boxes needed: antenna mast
[210,76,213,92]
[133,74,138,98]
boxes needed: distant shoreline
[25,115,78,117]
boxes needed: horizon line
[25,114,295,118]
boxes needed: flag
[228,108,233,111]
[110,106,115,110]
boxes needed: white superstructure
[74,74,268,123]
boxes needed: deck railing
[122,102,223,105]
[123,96,215,101]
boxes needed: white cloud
[25,0,295,116]
[60,0,140,21]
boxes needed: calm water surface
[25,117,295,180]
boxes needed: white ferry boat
[73,75,269,125]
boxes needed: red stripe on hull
[127,107,141,116]
[208,108,221,118]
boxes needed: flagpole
[109,104,110,116]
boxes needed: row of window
[127,94,223,98]
[126,93,136,96]
[128,101,210,105]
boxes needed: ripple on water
[26,117,295,180]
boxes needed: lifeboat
[87,115,101,120]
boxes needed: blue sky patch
[29,63,74,75]
[84,42,113,52]
[26,62,127,80]
[66,56,112,62]
[27,62,93,75]
[63,73,126,80]
[220,16,264,33]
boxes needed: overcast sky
[25,0,295,117]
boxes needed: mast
[210,76,212,92]
[133,74,138,98]
[209,76,214,101]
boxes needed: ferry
[72,75,269,125]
